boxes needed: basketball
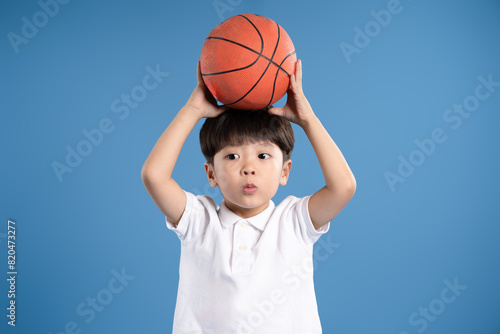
[200,14,297,110]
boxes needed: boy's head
[199,108,295,218]
[200,108,295,165]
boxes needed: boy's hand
[271,59,356,230]
[269,59,315,128]
[185,61,227,119]
[142,62,226,225]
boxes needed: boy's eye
[226,154,239,160]
[258,153,271,159]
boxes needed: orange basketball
[200,14,297,110]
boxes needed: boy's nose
[243,169,256,175]
[242,164,256,175]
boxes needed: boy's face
[204,141,292,218]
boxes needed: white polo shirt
[166,191,330,334]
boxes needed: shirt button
[238,245,246,251]
[240,222,247,228]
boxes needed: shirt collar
[218,200,275,231]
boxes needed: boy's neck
[223,200,271,219]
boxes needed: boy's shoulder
[175,191,327,243]
[272,194,312,217]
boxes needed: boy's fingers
[218,104,229,112]
[289,75,301,94]
[295,59,303,84]
[196,61,204,84]
[287,75,293,89]
[268,106,283,117]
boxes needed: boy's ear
[204,162,218,188]
[280,159,292,186]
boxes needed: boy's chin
[223,195,272,216]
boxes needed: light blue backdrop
[1,0,499,333]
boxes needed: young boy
[141,59,356,333]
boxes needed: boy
[141,59,356,333]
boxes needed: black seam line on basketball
[276,50,296,77]
[265,25,296,106]
[201,38,262,76]
[202,37,293,78]
[227,18,281,106]
[238,14,264,55]
[265,22,282,108]
[203,14,291,77]
[266,50,298,107]
[202,14,264,77]
[238,13,291,78]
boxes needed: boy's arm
[301,114,356,230]
[141,62,225,225]
[269,60,356,230]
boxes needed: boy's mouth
[243,183,257,194]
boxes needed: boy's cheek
[215,167,237,182]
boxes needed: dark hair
[200,107,295,165]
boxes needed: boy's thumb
[268,106,284,117]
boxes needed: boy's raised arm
[269,60,356,230]
[141,62,225,225]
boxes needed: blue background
[1,0,500,333]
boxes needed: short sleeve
[286,195,330,245]
[165,191,216,244]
